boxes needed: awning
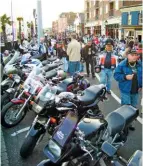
[121,25,142,30]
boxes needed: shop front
[94,25,101,36]
[122,25,142,42]
[106,24,119,38]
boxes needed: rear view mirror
[101,141,117,157]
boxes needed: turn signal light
[50,117,57,124]
[20,84,23,88]
[30,101,34,105]
[9,74,13,78]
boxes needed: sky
[0,0,84,28]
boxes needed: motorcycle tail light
[50,117,57,124]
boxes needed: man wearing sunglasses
[114,49,142,129]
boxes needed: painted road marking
[95,73,143,125]
[11,126,30,137]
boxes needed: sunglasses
[129,54,138,56]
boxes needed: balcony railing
[109,10,114,17]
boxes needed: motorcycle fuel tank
[78,118,107,138]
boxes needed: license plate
[32,102,43,114]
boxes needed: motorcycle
[1,73,24,109]
[1,54,43,95]
[1,66,46,128]
[20,84,105,158]
[37,104,138,166]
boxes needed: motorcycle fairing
[43,111,78,163]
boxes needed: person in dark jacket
[114,49,142,108]
[114,49,142,130]
[82,40,97,78]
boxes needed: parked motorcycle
[1,66,46,128]
[37,105,138,166]
[20,84,104,158]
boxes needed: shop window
[129,31,134,36]
[139,13,143,25]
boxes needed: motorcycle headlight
[55,96,60,104]
[48,140,61,157]
[14,75,21,83]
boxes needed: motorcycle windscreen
[43,111,78,163]
[53,111,78,147]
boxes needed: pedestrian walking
[57,41,68,72]
[82,40,97,78]
[99,39,117,94]
[114,49,142,130]
[67,33,81,75]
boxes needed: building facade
[74,13,85,36]
[52,20,58,34]
[84,0,122,39]
[52,12,77,34]
[58,15,67,33]
[120,0,142,42]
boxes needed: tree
[27,22,32,39]
[17,17,23,41]
[0,14,11,44]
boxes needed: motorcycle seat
[42,57,57,65]
[56,78,75,94]
[45,69,57,79]
[42,64,58,72]
[106,105,139,136]
[42,60,51,66]
[77,85,105,106]
[47,57,57,62]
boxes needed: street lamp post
[37,0,43,46]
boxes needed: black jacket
[82,44,97,61]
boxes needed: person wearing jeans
[67,33,81,76]
[99,39,117,94]
[114,49,142,130]
[100,68,113,92]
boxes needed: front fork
[36,118,51,145]
[15,94,32,119]
[26,115,51,145]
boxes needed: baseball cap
[105,39,114,46]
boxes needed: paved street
[2,74,142,166]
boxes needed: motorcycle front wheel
[1,93,12,109]
[20,134,40,158]
[1,102,27,128]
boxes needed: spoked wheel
[1,93,14,109]
[1,102,27,128]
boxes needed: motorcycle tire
[1,102,27,128]
[1,93,13,109]
[20,134,40,158]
